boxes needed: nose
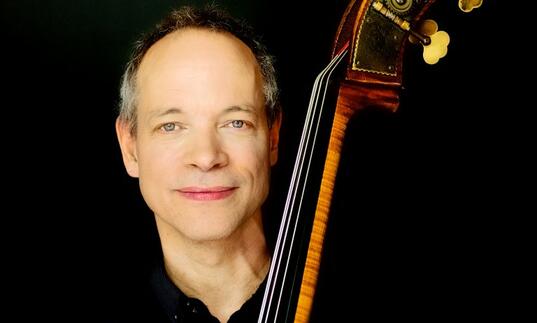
[183,130,228,172]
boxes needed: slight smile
[177,187,238,201]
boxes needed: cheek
[137,139,179,182]
[233,140,271,188]
[229,134,270,164]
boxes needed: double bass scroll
[258,1,458,322]
[295,1,439,322]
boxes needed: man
[114,4,281,323]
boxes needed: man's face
[117,29,280,242]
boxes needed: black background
[2,0,515,321]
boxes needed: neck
[156,213,270,322]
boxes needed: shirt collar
[150,260,267,322]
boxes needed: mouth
[176,186,238,201]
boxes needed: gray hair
[118,5,280,135]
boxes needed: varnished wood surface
[294,81,400,322]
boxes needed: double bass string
[258,53,333,322]
[258,47,348,322]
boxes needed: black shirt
[105,262,266,323]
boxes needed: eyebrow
[221,105,257,115]
[149,107,183,121]
[149,105,257,121]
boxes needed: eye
[229,120,245,128]
[160,123,177,132]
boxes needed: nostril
[185,141,228,171]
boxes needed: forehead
[137,28,260,92]
[136,28,264,116]
[142,27,257,66]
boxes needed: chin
[180,216,241,242]
[183,227,236,242]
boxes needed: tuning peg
[371,1,449,64]
[408,19,449,65]
[459,0,483,13]
[422,30,450,64]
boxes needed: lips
[177,186,237,201]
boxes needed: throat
[170,257,270,322]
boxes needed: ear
[269,111,281,166]
[115,118,140,178]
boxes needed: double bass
[258,0,484,321]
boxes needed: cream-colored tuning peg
[407,19,449,64]
[409,19,438,44]
[459,0,483,13]
[423,30,450,64]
